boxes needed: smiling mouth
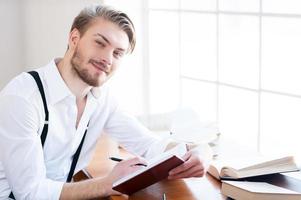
[90,60,109,75]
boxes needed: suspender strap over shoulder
[66,124,88,182]
[28,71,49,147]
[9,71,89,199]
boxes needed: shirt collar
[91,87,102,99]
[42,58,102,105]
[42,59,72,105]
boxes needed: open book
[208,155,299,180]
[221,173,301,200]
[112,143,187,195]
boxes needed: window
[147,0,301,160]
[103,0,301,161]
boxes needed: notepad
[112,143,187,195]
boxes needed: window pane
[219,86,258,151]
[219,14,259,89]
[149,0,179,9]
[262,17,301,95]
[181,13,217,81]
[263,0,301,14]
[149,11,180,114]
[261,92,301,161]
[181,79,217,122]
[219,0,259,12]
[180,0,216,11]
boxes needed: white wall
[0,0,23,89]
[0,0,106,87]
[22,0,107,69]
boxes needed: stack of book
[208,155,301,199]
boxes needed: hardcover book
[208,155,299,180]
[221,173,301,200]
[112,143,187,195]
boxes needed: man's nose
[101,51,113,66]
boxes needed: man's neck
[56,57,91,101]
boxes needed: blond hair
[71,5,136,53]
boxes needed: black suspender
[9,71,88,199]
[67,124,88,183]
[28,71,49,147]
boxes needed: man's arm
[59,157,147,200]
[0,96,65,199]
[60,178,110,199]
[103,99,161,157]
[0,96,147,199]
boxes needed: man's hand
[167,150,206,180]
[103,157,147,196]
[60,157,147,200]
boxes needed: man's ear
[68,28,81,50]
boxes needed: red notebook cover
[112,155,184,195]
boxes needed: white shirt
[0,59,162,199]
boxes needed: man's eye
[114,51,124,58]
[96,40,105,47]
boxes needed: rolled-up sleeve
[0,95,64,200]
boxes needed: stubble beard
[71,49,102,87]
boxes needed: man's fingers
[169,153,197,175]
[168,166,205,179]
[168,153,205,179]
[169,161,193,176]
[184,166,204,178]
[168,169,192,179]
[110,156,148,181]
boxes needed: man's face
[70,18,129,87]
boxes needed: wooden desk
[111,174,225,200]
[77,134,226,200]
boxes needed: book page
[240,156,295,171]
[211,154,265,173]
[210,154,297,179]
[223,181,301,194]
[208,137,298,179]
[208,138,264,177]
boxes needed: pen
[162,193,166,200]
[109,157,123,162]
[109,157,147,167]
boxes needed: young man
[0,5,210,200]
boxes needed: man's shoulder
[0,71,40,101]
